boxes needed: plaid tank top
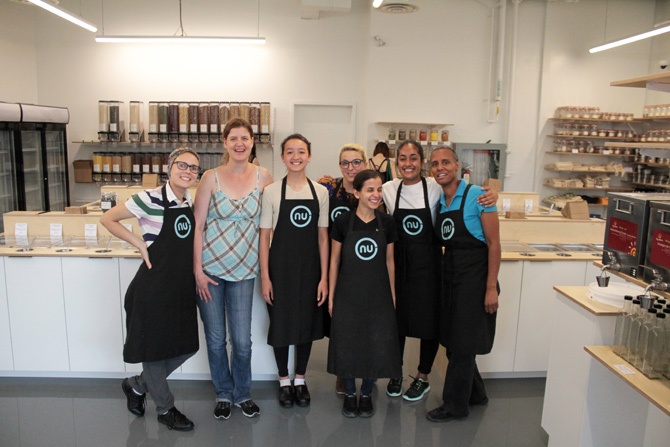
[202,167,261,281]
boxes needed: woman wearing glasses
[100,148,201,431]
[317,143,368,394]
[193,118,273,420]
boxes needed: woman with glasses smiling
[100,148,201,431]
[317,143,369,395]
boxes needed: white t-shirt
[382,177,443,225]
[260,178,330,230]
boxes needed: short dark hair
[373,141,390,158]
[223,118,254,140]
[281,133,311,155]
[397,140,424,162]
[431,145,458,162]
[353,169,383,191]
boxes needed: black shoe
[236,399,260,418]
[294,384,311,407]
[358,395,374,418]
[426,405,467,423]
[122,378,146,416]
[386,377,403,397]
[469,396,489,406]
[278,385,295,408]
[403,377,431,401]
[342,394,358,418]
[214,401,231,420]
[157,407,194,431]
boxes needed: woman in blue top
[426,145,501,423]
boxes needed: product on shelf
[129,101,143,142]
[249,102,260,134]
[148,102,159,142]
[98,101,109,133]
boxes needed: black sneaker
[236,399,260,418]
[342,394,357,418]
[214,401,231,420]
[386,377,403,397]
[358,395,374,418]
[426,405,467,423]
[157,407,194,431]
[121,378,146,416]
[402,377,431,401]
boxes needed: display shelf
[546,151,635,158]
[623,180,670,190]
[637,116,670,122]
[375,139,445,146]
[73,140,273,146]
[545,167,620,174]
[547,135,635,141]
[604,141,670,149]
[548,117,639,123]
[611,72,670,92]
[631,161,670,167]
[543,184,631,191]
[542,200,607,209]
[584,345,670,417]
[375,122,454,127]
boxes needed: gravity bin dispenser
[452,143,506,188]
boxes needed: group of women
[101,117,501,431]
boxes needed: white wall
[0,0,664,205]
[0,1,38,103]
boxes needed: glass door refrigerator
[0,102,70,233]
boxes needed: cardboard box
[483,178,502,192]
[142,174,160,188]
[73,160,93,183]
[65,206,87,215]
[561,200,590,220]
[505,211,526,220]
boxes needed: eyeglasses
[339,159,365,169]
[174,161,200,174]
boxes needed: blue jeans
[343,378,374,396]
[197,274,254,404]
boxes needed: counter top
[502,252,602,261]
[553,286,620,316]
[584,345,670,417]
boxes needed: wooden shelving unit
[611,72,670,92]
[604,141,670,149]
[546,151,635,158]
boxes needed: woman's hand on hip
[195,269,218,303]
[138,243,152,269]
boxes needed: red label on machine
[607,217,638,255]
[650,228,670,269]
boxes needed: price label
[613,364,636,375]
[50,223,63,244]
[85,224,98,240]
[502,199,511,212]
[15,223,28,238]
[525,199,534,213]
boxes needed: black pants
[397,327,440,375]
[273,342,313,378]
[441,351,487,417]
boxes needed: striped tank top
[201,166,261,281]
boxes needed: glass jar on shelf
[441,129,449,142]
[209,102,220,143]
[230,102,240,119]
[590,124,598,136]
[260,102,271,135]
[581,124,589,136]
[240,102,250,122]
[98,100,109,133]
[398,129,406,141]
[388,128,396,141]
[220,102,231,130]
[249,102,260,134]
[409,129,417,140]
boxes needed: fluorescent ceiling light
[373,0,384,8]
[26,0,97,32]
[589,24,670,53]
[95,36,265,44]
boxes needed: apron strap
[281,176,317,200]
[160,184,170,211]
[460,183,472,212]
[395,177,430,211]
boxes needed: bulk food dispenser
[603,192,670,278]
[642,201,670,285]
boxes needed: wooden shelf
[623,180,670,190]
[546,151,635,158]
[637,117,670,122]
[545,167,619,173]
[73,141,273,146]
[375,122,453,127]
[611,72,670,91]
[631,161,670,167]
[542,199,607,209]
[548,135,635,141]
[548,117,639,123]
[584,345,670,417]
[543,184,631,191]
[604,142,670,149]
[376,139,446,146]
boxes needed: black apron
[437,184,497,355]
[393,178,440,339]
[123,185,199,363]
[267,177,324,347]
[323,178,354,337]
[327,211,402,378]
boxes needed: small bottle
[632,308,658,369]
[641,312,665,379]
[622,299,642,361]
[613,296,633,356]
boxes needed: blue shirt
[438,180,497,243]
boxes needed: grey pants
[128,352,195,414]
